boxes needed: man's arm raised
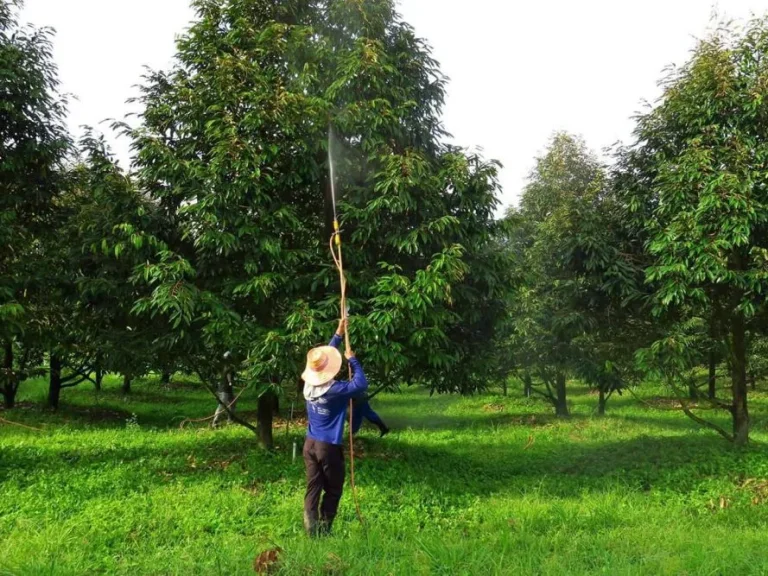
[329,318,346,349]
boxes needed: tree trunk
[523,373,533,398]
[2,342,16,409]
[688,379,699,401]
[122,373,132,394]
[257,390,276,450]
[49,354,62,410]
[597,388,607,416]
[501,379,508,397]
[708,350,717,400]
[94,369,103,391]
[212,371,235,428]
[731,316,750,446]
[161,371,172,386]
[554,372,569,417]
[749,372,756,391]
[1,388,14,409]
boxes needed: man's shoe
[304,513,319,538]
[318,519,333,537]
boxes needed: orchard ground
[1,377,768,576]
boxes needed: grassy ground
[1,376,768,575]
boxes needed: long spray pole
[328,127,364,525]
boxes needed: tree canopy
[3,0,768,448]
[0,0,70,408]
[122,0,508,432]
[623,18,768,445]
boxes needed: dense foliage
[118,0,507,448]
[4,0,768,449]
[621,18,768,445]
[0,0,70,408]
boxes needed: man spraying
[301,319,367,537]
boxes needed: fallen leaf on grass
[242,481,261,496]
[376,450,404,461]
[323,553,348,575]
[253,548,281,574]
[645,396,701,410]
[206,455,241,471]
[483,403,505,413]
[524,435,535,450]
[737,477,768,505]
[707,497,731,512]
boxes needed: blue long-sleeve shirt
[305,333,368,446]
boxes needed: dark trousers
[303,437,344,534]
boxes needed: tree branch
[61,376,89,389]
[0,417,42,432]
[60,363,94,384]
[538,370,556,403]
[667,377,734,443]
[700,397,733,412]
[19,347,31,371]
[367,384,388,401]
[192,365,259,436]
[529,385,556,404]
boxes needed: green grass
[1,376,768,575]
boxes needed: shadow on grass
[383,411,588,431]
[377,402,706,434]
[2,420,759,508]
[356,432,761,503]
[3,382,766,513]
[2,386,756,442]
[614,413,714,432]
[7,380,631,431]
[0,398,214,431]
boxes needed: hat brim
[302,346,343,387]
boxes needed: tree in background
[566,192,652,416]
[627,18,768,445]
[123,0,506,445]
[45,131,168,407]
[8,0,766,456]
[504,133,605,416]
[562,151,656,415]
[500,133,652,416]
[0,0,70,408]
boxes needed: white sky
[20,0,768,208]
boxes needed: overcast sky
[20,0,768,208]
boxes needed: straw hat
[302,345,342,387]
